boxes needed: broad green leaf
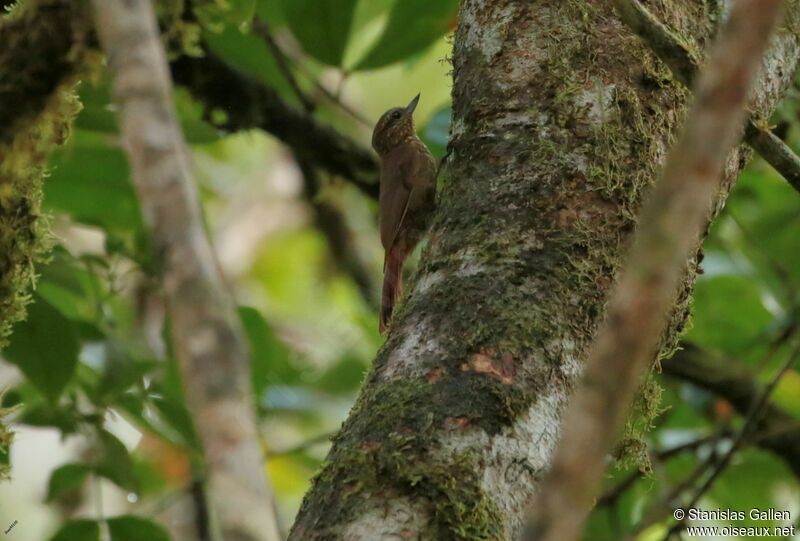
[17,402,81,433]
[149,381,200,450]
[239,306,300,400]
[95,430,138,492]
[280,0,358,66]
[108,516,171,541]
[49,520,100,541]
[45,145,143,234]
[255,0,284,24]
[685,275,773,355]
[355,0,458,70]
[46,463,90,501]
[315,354,366,395]
[3,295,79,402]
[36,247,106,323]
[203,27,294,98]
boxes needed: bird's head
[371,94,420,156]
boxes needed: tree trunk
[288,1,800,539]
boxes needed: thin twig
[266,431,334,458]
[662,340,800,477]
[598,432,724,508]
[664,341,800,539]
[297,158,379,309]
[252,18,316,113]
[252,19,372,128]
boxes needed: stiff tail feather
[380,245,405,335]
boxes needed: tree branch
[170,49,379,199]
[525,3,784,540]
[297,158,379,309]
[90,2,281,540]
[613,0,800,196]
[663,343,800,477]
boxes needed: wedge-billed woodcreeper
[372,94,437,335]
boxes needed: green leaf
[149,381,200,450]
[95,430,138,492]
[49,520,100,541]
[3,294,79,402]
[239,306,300,400]
[46,463,90,501]
[18,402,80,433]
[315,354,366,394]
[107,516,171,541]
[355,0,458,70]
[203,27,294,98]
[280,0,358,66]
[36,247,107,323]
[45,145,143,234]
[685,275,773,355]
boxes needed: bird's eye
[391,110,402,121]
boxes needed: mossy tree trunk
[288,1,800,539]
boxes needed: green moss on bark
[295,378,513,540]
[0,0,90,346]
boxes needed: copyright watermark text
[672,508,796,537]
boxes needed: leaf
[45,145,144,234]
[238,306,300,399]
[18,402,80,433]
[315,354,367,395]
[36,247,107,323]
[203,27,294,98]
[3,294,79,402]
[148,382,200,450]
[49,520,100,541]
[107,516,171,541]
[95,430,138,492]
[355,0,458,70]
[280,0,358,66]
[46,463,91,502]
[685,275,773,355]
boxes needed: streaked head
[372,94,420,156]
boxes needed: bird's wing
[379,146,419,251]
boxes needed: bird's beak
[405,93,420,115]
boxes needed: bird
[372,94,437,335]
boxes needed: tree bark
[288,1,800,539]
[0,0,88,346]
[90,1,281,540]
[526,2,783,538]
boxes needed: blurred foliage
[0,1,798,540]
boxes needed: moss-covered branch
[526,2,782,538]
[613,0,800,197]
[0,0,91,346]
[288,1,800,538]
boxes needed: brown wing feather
[379,145,419,250]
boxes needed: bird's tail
[380,245,405,335]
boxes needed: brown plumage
[372,94,436,335]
